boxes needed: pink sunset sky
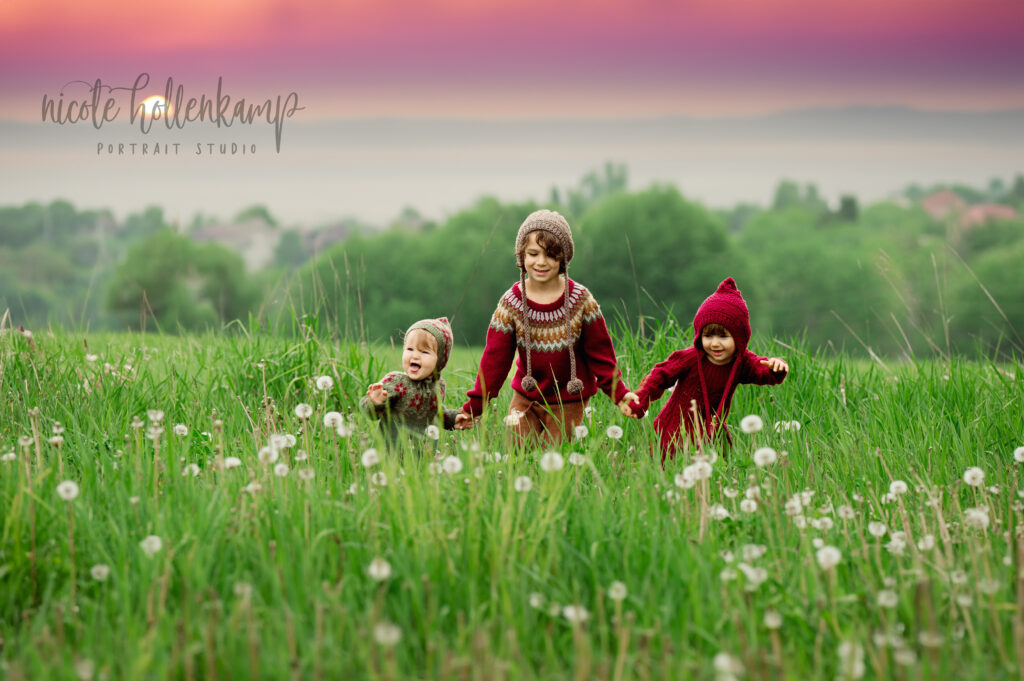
[2,0,1024,120]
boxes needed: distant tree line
[2,166,1023,357]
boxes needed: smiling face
[701,324,736,366]
[521,231,563,285]
[402,328,439,380]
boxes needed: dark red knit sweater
[462,279,630,415]
[630,347,786,457]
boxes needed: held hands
[366,382,388,406]
[453,410,476,430]
[760,357,789,373]
[617,392,641,418]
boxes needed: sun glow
[139,95,170,116]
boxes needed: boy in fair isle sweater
[456,209,637,443]
[628,278,789,459]
[362,317,461,444]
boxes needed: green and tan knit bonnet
[514,209,584,395]
[406,317,453,376]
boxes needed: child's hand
[366,383,388,406]
[453,410,475,430]
[617,392,640,417]
[760,357,789,373]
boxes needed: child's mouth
[410,362,421,372]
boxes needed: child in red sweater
[455,209,637,443]
[628,277,788,459]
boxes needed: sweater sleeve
[738,350,788,385]
[359,372,406,416]
[630,349,695,417]
[462,295,518,416]
[577,292,630,402]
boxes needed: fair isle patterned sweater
[360,372,460,437]
[462,278,630,415]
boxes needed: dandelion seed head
[49,435,64,446]
[514,476,533,492]
[916,534,935,551]
[1014,446,1024,463]
[371,471,388,487]
[962,466,985,487]
[889,480,908,495]
[183,463,200,477]
[442,455,463,475]
[606,425,623,440]
[361,448,381,468]
[574,425,588,439]
[877,590,898,608]
[367,557,392,581]
[837,505,856,520]
[816,545,842,570]
[740,414,763,434]
[18,435,33,448]
[57,480,80,501]
[713,652,744,675]
[539,451,564,473]
[223,456,242,469]
[752,447,777,467]
[257,447,278,465]
[740,499,758,514]
[504,410,524,427]
[315,375,334,391]
[273,463,289,477]
[607,581,628,601]
[763,610,782,629]
[139,535,163,557]
[562,604,591,624]
[90,564,111,581]
[324,411,345,429]
[710,504,730,520]
[868,521,888,537]
[147,410,164,423]
[298,468,315,481]
[425,424,440,440]
[963,507,990,529]
[1,452,14,462]
[568,452,586,466]
[529,592,545,609]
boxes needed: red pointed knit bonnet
[692,277,751,355]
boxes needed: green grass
[1,324,1022,680]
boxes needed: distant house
[959,203,1019,229]
[920,190,967,220]
[304,220,356,254]
[191,219,278,270]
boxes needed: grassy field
[1,322,1022,680]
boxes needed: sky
[1,0,1023,225]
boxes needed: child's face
[701,327,736,366]
[522,232,561,285]
[402,329,438,380]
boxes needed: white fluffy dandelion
[574,425,588,440]
[298,468,315,481]
[740,414,763,433]
[370,472,388,487]
[273,463,289,477]
[373,621,402,646]
[568,452,586,466]
[223,456,242,469]
[139,535,163,557]
[816,545,842,570]
[257,447,279,465]
[147,410,164,423]
[877,590,898,608]
[315,375,334,391]
[674,472,695,489]
[539,451,564,472]
[740,499,758,514]
[752,447,777,467]
[182,464,200,477]
[90,564,111,581]
[425,425,440,440]
[323,411,344,429]
[57,480,80,501]
[514,476,533,492]
[441,456,463,475]
[173,424,188,437]
[529,593,545,609]
[963,507,989,529]
[1,452,14,462]
[1014,446,1024,463]
[562,605,591,624]
[763,610,783,629]
[963,467,985,487]
[607,581,628,601]
[867,521,888,537]
[889,480,909,495]
[293,403,313,420]
[606,425,623,440]
[504,410,524,427]
[361,448,381,468]
[367,557,392,581]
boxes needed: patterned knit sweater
[360,372,460,437]
[630,348,787,457]
[462,279,630,415]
